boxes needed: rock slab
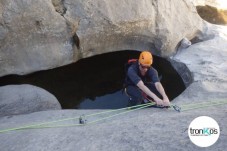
[0,84,61,117]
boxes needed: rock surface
[0,104,226,151]
[192,0,227,9]
[0,0,202,77]
[0,23,227,151]
[0,1,227,150]
[0,0,73,77]
[172,23,227,106]
[0,84,61,117]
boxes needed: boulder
[0,84,61,117]
[173,22,227,105]
[64,0,203,58]
[0,22,227,151]
[0,2,227,150]
[0,0,203,77]
[174,24,227,83]
[0,0,73,77]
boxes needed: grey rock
[65,0,202,57]
[0,84,61,117]
[173,23,227,106]
[0,105,226,151]
[0,3,227,151]
[0,0,73,77]
[168,59,193,87]
[192,0,224,8]
[179,38,192,49]
[0,0,202,77]
[0,22,227,151]
[52,0,66,15]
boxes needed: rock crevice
[52,0,67,16]
[0,0,202,77]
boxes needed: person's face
[139,63,150,75]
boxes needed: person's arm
[137,80,163,105]
[155,82,170,106]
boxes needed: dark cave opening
[0,50,188,109]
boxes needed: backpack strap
[122,59,138,92]
[128,59,138,64]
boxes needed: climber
[124,51,170,107]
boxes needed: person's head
[138,51,153,73]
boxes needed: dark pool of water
[0,50,185,109]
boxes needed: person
[124,51,170,107]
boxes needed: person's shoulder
[149,67,158,73]
[129,61,138,69]
[150,66,157,71]
[128,62,138,74]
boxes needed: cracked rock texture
[1,21,226,151]
[0,0,202,77]
[0,0,73,77]
[0,1,227,150]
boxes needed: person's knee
[128,97,137,106]
[126,86,142,98]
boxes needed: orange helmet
[139,51,153,66]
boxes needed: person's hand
[154,98,163,106]
[163,97,170,107]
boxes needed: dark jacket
[125,61,160,86]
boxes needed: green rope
[181,100,227,111]
[0,102,155,133]
[0,116,81,134]
[87,102,154,125]
[166,99,227,112]
[25,103,154,130]
[179,99,227,108]
[1,99,227,133]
